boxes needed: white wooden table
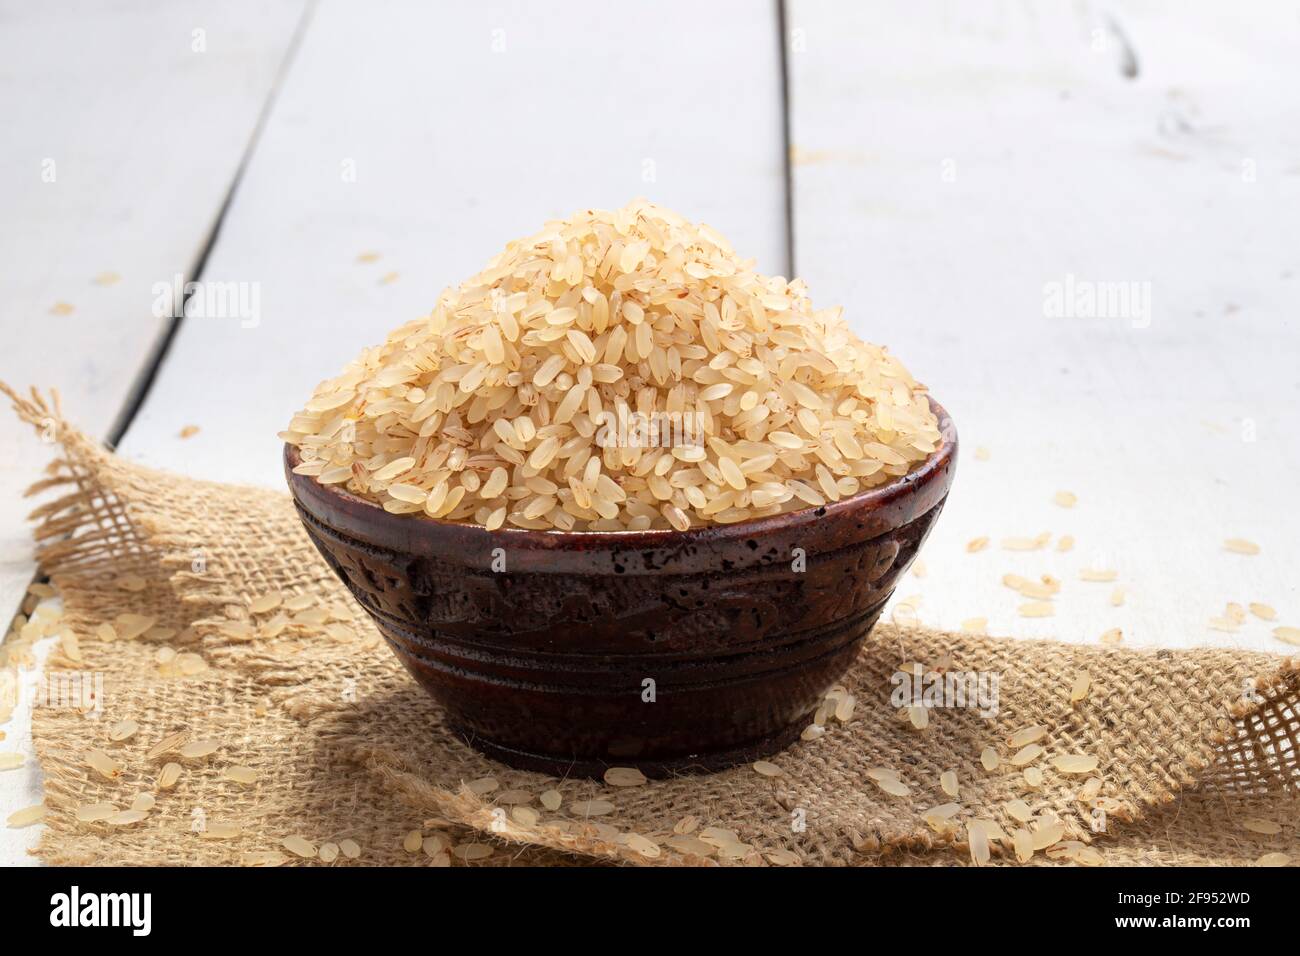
[2,0,1297,865]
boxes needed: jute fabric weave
[4,388,1296,867]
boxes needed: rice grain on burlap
[5,387,1297,866]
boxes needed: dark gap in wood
[775,0,796,278]
[1107,15,1140,80]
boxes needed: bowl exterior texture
[286,408,955,777]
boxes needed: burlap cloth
[4,387,1297,867]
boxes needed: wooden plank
[117,0,788,486]
[0,0,306,865]
[786,0,1300,652]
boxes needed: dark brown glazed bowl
[285,401,956,778]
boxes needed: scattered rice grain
[157,762,183,789]
[1249,602,1277,621]
[200,822,242,840]
[1051,753,1099,774]
[570,799,616,817]
[1273,626,1300,646]
[453,843,494,861]
[106,810,148,826]
[1080,569,1118,583]
[222,765,259,784]
[86,749,123,780]
[1242,818,1283,835]
[146,730,190,760]
[75,802,116,822]
[107,719,139,742]
[940,770,959,798]
[6,803,44,828]
[1018,601,1054,618]
[1007,725,1047,748]
[281,835,317,858]
[178,739,220,759]
[603,766,647,787]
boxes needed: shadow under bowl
[285,401,957,778]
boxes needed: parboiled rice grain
[106,810,147,826]
[1012,827,1034,863]
[282,835,317,858]
[1051,753,1100,774]
[452,843,494,861]
[494,789,533,805]
[1004,799,1032,823]
[222,765,259,784]
[282,200,940,531]
[86,749,123,779]
[1070,671,1092,702]
[107,717,139,738]
[1080,568,1118,583]
[1006,724,1046,748]
[1241,818,1282,835]
[570,799,616,817]
[146,730,190,760]
[603,766,647,787]
[1274,626,1300,646]
[6,803,44,828]
[1009,744,1044,766]
[75,801,117,822]
[967,822,990,866]
[157,762,183,789]
[940,770,958,798]
[199,822,241,840]
[178,739,220,759]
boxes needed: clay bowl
[285,401,956,778]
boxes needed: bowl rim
[285,397,956,549]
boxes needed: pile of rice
[282,200,941,532]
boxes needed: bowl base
[451,718,809,780]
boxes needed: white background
[2,0,1297,865]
